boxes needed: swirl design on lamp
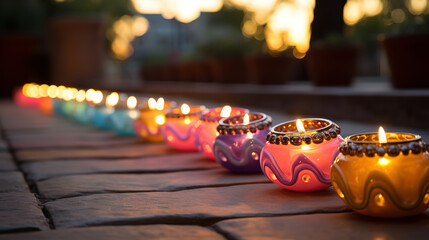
[134,121,162,137]
[261,149,335,186]
[163,123,194,141]
[213,138,265,173]
[331,164,429,210]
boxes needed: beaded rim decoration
[200,107,248,123]
[340,132,428,157]
[266,118,341,146]
[216,113,272,135]
[165,105,206,119]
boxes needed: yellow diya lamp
[331,127,429,217]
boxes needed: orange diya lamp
[134,97,176,142]
[162,104,206,151]
[331,127,429,217]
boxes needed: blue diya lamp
[53,98,66,117]
[72,89,94,125]
[214,113,272,173]
[107,95,141,137]
[93,106,115,130]
[92,91,116,130]
[73,102,94,125]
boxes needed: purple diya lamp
[261,118,343,191]
[194,106,248,160]
[214,113,272,173]
[162,104,206,151]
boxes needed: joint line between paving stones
[40,181,272,203]
[0,121,56,230]
[31,167,220,182]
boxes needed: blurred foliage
[196,7,261,58]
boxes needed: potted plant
[306,33,359,86]
[380,14,429,88]
[42,0,134,88]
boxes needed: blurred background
[0,0,428,98]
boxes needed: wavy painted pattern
[331,164,429,210]
[213,138,264,173]
[134,121,162,137]
[163,123,194,142]
[260,149,334,186]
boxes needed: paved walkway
[0,101,428,239]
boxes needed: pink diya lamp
[194,105,248,159]
[134,97,176,142]
[14,83,41,108]
[162,103,206,151]
[261,118,343,191]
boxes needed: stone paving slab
[0,152,16,171]
[15,144,175,162]
[37,169,269,201]
[45,184,347,229]
[22,153,218,182]
[0,172,29,193]
[0,192,49,232]
[214,211,429,240]
[0,225,224,240]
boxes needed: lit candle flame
[296,119,305,133]
[85,89,95,102]
[106,92,119,107]
[76,90,86,103]
[47,85,57,98]
[378,126,387,143]
[156,97,164,111]
[181,104,190,115]
[220,105,232,118]
[39,84,48,97]
[92,91,103,104]
[243,114,250,125]
[148,98,157,110]
[127,96,137,109]
[56,86,66,99]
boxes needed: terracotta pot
[208,57,248,84]
[50,16,105,87]
[0,34,40,97]
[246,55,297,84]
[382,34,429,89]
[306,46,358,86]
